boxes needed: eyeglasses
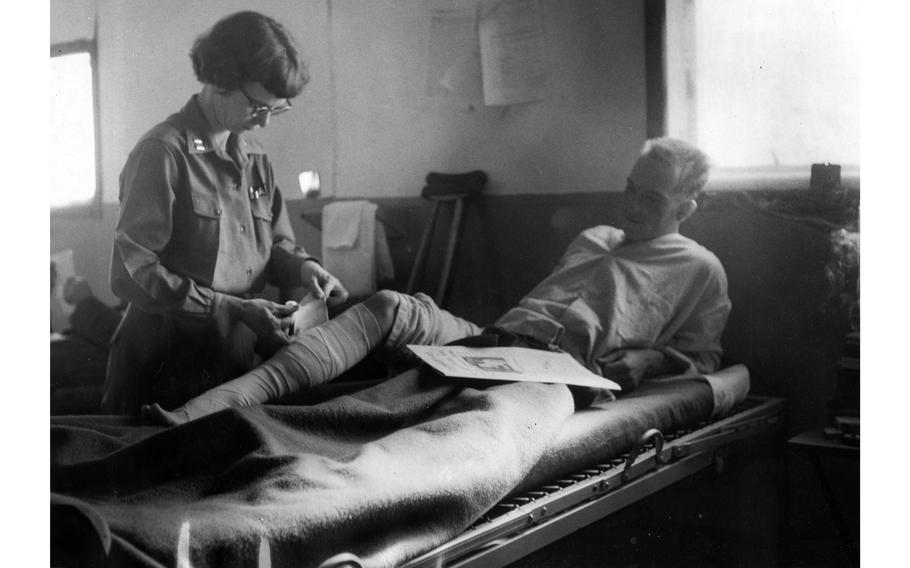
[239,88,292,117]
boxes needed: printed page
[407,345,621,390]
[426,0,481,100]
[478,0,550,105]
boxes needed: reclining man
[147,137,731,425]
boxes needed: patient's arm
[599,348,681,393]
[144,291,402,425]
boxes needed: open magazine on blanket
[407,345,622,391]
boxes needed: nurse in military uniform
[103,11,348,415]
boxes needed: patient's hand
[599,349,668,392]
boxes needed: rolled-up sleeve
[110,139,219,321]
[665,269,731,374]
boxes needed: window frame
[645,0,860,192]
[50,38,103,217]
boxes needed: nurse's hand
[237,298,298,341]
[300,260,349,305]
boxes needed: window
[661,0,860,188]
[50,40,101,211]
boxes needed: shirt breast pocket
[249,190,274,246]
[189,190,222,251]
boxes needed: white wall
[52,0,647,203]
[331,0,646,197]
[50,0,95,41]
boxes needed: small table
[788,428,859,567]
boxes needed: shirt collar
[617,231,685,251]
[175,95,266,157]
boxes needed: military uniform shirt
[110,96,313,323]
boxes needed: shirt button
[246,268,253,276]
[215,208,222,215]
[239,225,246,233]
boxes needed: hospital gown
[494,226,731,375]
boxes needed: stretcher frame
[401,395,785,568]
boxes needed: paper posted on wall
[407,345,621,391]
[478,0,550,106]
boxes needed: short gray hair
[641,138,710,198]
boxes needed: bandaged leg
[144,293,402,425]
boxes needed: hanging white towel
[321,201,394,298]
[322,202,364,249]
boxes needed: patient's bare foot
[141,403,190,426]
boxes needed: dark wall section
[684,191,857,431]
[293,188,859,433]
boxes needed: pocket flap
[191,191,222,219]
[250,192,273,221]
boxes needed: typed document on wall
[478,0,550,106]
[426,0,481,101]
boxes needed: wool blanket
[51,367,747,568]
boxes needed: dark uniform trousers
[102,304,261,415]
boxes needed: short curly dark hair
[190,11,309,99]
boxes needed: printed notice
[478,0,550,105]
[426,0,480,99]
[407,345,621,390]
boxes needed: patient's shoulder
[678,237,728,283]
[682,236,723,266]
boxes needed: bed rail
[401,395,784,568]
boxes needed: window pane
[668,0,860,170]
[50,51,97,207]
